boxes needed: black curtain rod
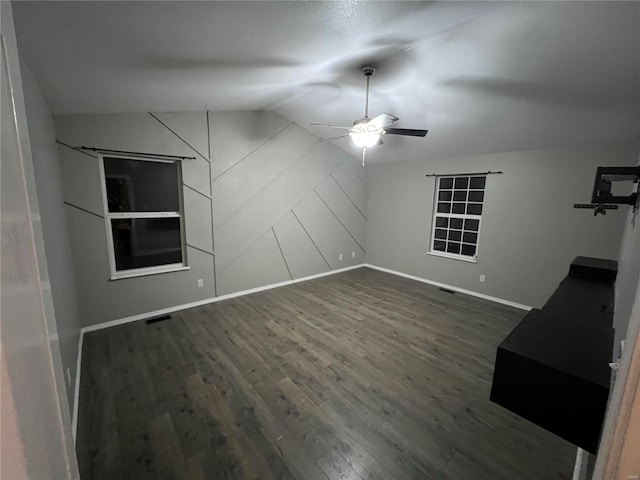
[425,170,503,177]
[79,146,196,160]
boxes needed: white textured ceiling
[13,1,640,163]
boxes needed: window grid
[430,175,486,260]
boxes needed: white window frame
[99,153,188,280]
[428,174,485,263]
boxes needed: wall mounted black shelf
[490,256,616,454]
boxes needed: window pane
[437,202,451,213]
[461,244,477,256]
[438,191,452,201]
[104,157,180,212]
[111,218,183,271]
[454,177,469,189]
[463,232,478,244]
[448,230,462,241]
[435,217,448,228]
[464,218,480,231]
[467,203,483,215]
[452,203,465,214]
[453,191,467,201]
[447,242,461,254]
[468,191,484,202]
[470,176,486,189]
[450,218,463,229]
[433,174,484,260]
[439,177,454,189]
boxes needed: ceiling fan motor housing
[362,65,376,76]
[353,117,375,126]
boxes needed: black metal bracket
[573,203,619,216]
[589,166,640,216]
[591,166,640,205]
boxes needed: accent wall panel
[331,158,368,218]
[183,187,214,254]
[273,211,330,280]
[212,125,318,227]
[55,110,364,326]
[315,175,367,250]
[213,138,349,273]
[209,111,293,178]
[58,145,104,216]
[152,111,210,160]
[217,229,291,295]
[293,191,365,270]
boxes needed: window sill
[109,265,189,281]
[427,251,477,264]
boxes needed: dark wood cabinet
[490,256,616,453]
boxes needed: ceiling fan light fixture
[351,131,381,148]
[309,64,427,163]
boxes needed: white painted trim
[109,264,189,281]
[81,264,366,334]
[572,447,585,480]
[427,250,477,263]
[99,154,188,280]
[72,330,83,444]
[364,263,532,311]
[429,173,485,263]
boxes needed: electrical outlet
[339,254,343,261]
[197,279,204,288]
[480,274,486,283]
[66,368,71,388]
[352,251,355,258]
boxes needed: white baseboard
[81,264,366,335]
[363,263,532,311]
[72,330,83,444]
[572,448,585,480]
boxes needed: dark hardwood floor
[77,267,575,479]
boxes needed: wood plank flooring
[76,267,575,479]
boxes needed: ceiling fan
[311,65,428,166]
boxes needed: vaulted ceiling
[12,1,640,163]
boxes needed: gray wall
[55,111,366,326]
[1,2,78,477]
[612,153,640,358]
[365,141,639,308]
[21,57,82,415]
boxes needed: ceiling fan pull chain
[362,147,366,167]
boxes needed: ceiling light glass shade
[351,131,381,148]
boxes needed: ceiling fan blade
[319,133,350,142]
[384,128,428,137]
[368,113,399,128]
[310,123,351,129]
